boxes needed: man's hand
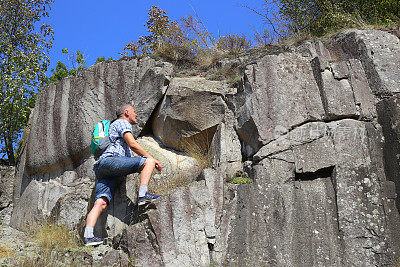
[154,159,162,172]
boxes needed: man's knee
[94,197,108,211]
[142,157,155,170]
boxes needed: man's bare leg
[86,197,108,228]
[139,157,156,186]
[138,157,161,204]
[83,197,108,245]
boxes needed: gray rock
[335,29,400,95]
[331,61,349,79]
[152,77,228,152]
[99,249,130,266]
[0,165,14,225]
[225,119,399,265]
[11,158,94,230]
[231,53,325,157]
[312,58,358,119]
[209,122,242,178]
[348,59,376,120]
[377,95,400,211]
[146,181,214,266]
[117,220,163,266]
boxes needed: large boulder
[152,77,232,152]
[114,180,217,266]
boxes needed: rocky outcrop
[7,29,400,266]
[11,57,174,231]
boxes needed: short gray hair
[116,104,132,118]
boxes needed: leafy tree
[0,0,54,165]
[264,0,400,39]
[47,49,87,83]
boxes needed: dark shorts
[94,156,146,203]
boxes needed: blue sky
[46,0,266,72]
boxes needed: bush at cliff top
[121,5,252,62]
[267,0,400,39]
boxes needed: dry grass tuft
[150,171,195,195]
[0,244,15,258]
[31,221,79,251]
[181,127,216,170]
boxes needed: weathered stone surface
[99,249,130,267]
[152,77,228,152]
[230,53,325,157]
[377,95,400,211]
[209,122,242,178]
[146,181,214,266]
[11,160,93,230]
[117,220,163,266]
[384,181,400,258]
[226,170,342,266]
[348,59,376,120]
[0,165,14,225]
[7,29,400,267]
[292,40,332,70]
[336,29,400,94]
[312,58,358,119]
[225,119,399,265]
[25,57,172,175]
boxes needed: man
[84,104,163,246]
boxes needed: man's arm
[123,132,162,171]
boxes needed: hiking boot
[138,192,162,206]
[84,236,103,246]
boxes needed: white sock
[84,226,94,238]
[139,185,148,197]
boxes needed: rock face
[227,120,392,265]
[335,29,400,95]
[8,30,400,266]
[0,165,14,225]
[10,57,174,231]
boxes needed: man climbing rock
[83,104,163,246]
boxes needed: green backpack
[91,120,112,158]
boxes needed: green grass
[226,170,253,185]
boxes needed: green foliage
[95,56,113,63]
[47,49,87,83]
[0,0,54,165]
[265,0,400,40]
[227,170,253,184]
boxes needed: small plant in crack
[226,170,253,184]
